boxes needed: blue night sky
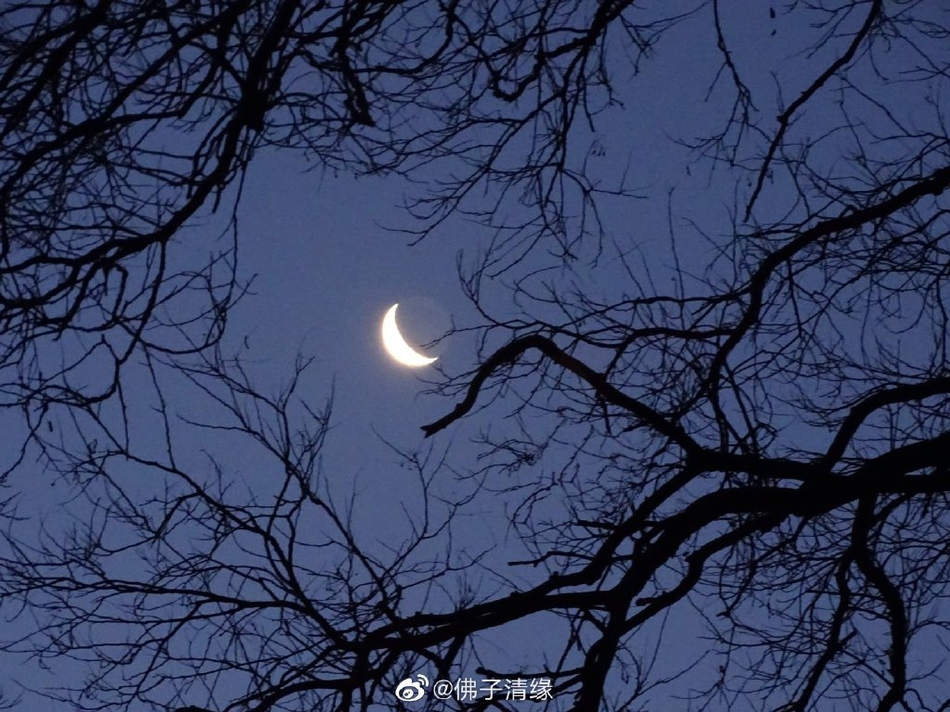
[2,2,948,711]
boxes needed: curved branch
[744,0,883,219]
[421,334,697,451]
[820,376,950,470]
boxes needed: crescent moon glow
[381,303,437,368]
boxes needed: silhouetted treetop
[1,0,675,412]
[2,1,942,410]
[3,3,950,712]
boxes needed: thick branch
[421,334,697,450]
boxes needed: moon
[381,303,438,368]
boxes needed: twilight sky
[3,2,946,710]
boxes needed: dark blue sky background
[2,2,947,709]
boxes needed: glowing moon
[381,303,437,368]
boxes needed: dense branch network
[0,0,655,411]
[1,2,950,712]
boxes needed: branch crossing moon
[381,303,438,367]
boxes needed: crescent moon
[381,303,437,368]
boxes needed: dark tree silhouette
[0,0,644,414]
[2,1,950,712]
